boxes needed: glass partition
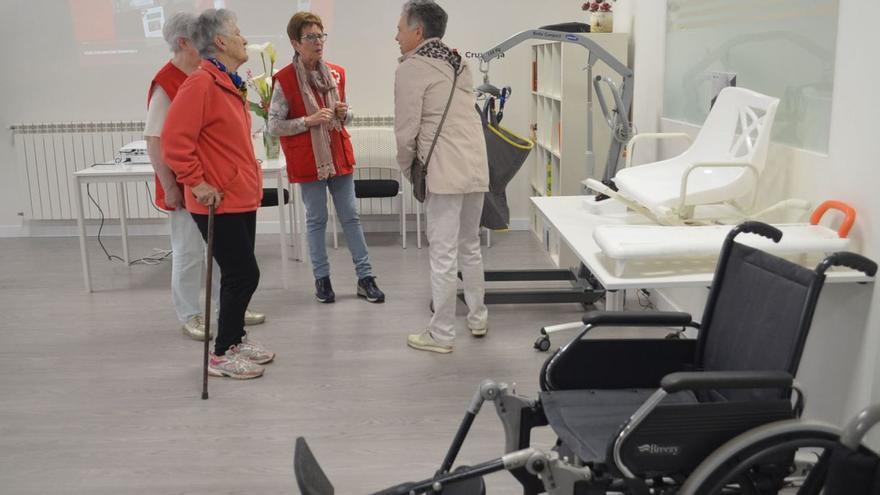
[663,0,839,153]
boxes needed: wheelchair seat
[541,388,698,463]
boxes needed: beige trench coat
[394,39,489,195]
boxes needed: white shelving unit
[529,34,628,268]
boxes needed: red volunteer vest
[148,62,187,210]
[272,62,355,183]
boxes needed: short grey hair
[162,12,197,53]
[194,8,238,58]
[402,0,448,40]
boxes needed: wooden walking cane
[202,203,215,400]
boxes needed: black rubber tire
[683,429,839,494]
[534,336,551,352]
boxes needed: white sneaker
[208,346,264,379]
[237,337,275,364]
[469,325,488,338]
[244,309,266,326]
[406,331,453,354]
[182,315,210,341]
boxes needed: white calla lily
[247,42,271,54]
[265,43,277,65]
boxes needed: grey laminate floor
[0,230,657,494]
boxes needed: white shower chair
[587,87,807,225]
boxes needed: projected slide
[69,0,335,64]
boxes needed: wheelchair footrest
[294,437,335,495]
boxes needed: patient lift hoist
[464,27,633,311]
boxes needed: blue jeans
[300,173,372,280]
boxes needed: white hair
[162,12,197,53]
[194,9,238,58]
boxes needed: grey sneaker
[237,337,275,365]
[182,315,211,341]
[208,346,264,379]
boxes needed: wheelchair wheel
[680,420,841,495]
[534,335,551,352]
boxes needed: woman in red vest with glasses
[268,11,385,305]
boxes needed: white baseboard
[508,217,529,231]
[0,220,169,238]
[650,288,686,313]
[0,216,531,238]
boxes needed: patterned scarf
[415,38,462,74]
[207,58,247,100]
[292,54,342,181]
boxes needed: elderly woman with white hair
[394,0,490,354]
[162,8,274,380]
[144,12,265,344]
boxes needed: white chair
[587,87,804,225]
[330,127,422,249]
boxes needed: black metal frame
[457,265,605,307]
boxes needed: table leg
[74,177,92,292]
[287,183,295,249]
[605,289,625,311]
[116,182,130,264]
[276,174,289,289]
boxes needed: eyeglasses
[301,33,328,43]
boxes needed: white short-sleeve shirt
[144,86,171,138]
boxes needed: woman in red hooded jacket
[162,9,275,380]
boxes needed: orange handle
[810,200,856,238]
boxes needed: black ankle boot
[315,276,335,303]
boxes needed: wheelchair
[294,221,877,495]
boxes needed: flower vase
[590,11,613,33]
[263,131,280,160]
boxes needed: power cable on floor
[85,183,172,266]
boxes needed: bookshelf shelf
[528,34,628,267]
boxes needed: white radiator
[9,118,410,222]
[10,121,162,221]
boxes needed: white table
[533,195,879,425]
[73,160,291,292]
[531,195,874,310]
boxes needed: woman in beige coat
[394,0,489,354]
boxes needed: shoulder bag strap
[422,65,461,171]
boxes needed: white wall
[631,0,880,447]
[826,0,880,447]
[0,0,594,235]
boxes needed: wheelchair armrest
[542,338,697,391]
[661,370,793,394]
[582,310,693,327]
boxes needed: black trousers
[191,210,260,356]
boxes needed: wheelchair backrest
[686,87,779,175]
[696,239,822,402]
